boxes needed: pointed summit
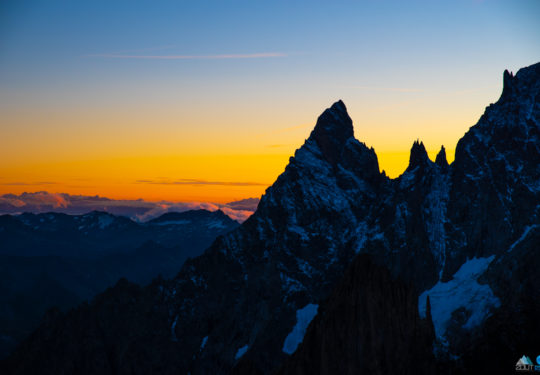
[406,140,429,171]
[501,69,515,100]
[435,145,449,169]
[309,100,354,166]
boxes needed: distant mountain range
[0,193,259,222]
[2,61,539,374]
[0,209,239,359]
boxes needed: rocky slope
[2,62,539,375]
[274,62,540,373]
[0,209,238,258]
[274,254,436,375]
[0,209,238,359]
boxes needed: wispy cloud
[0,192,259,222]
[346,86,424,93]
[135,178,269,186]
[87,52,287,60]
[108,45,178,54]
[2,181,57,186]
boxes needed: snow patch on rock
[235,345,248,360]
[507,225,538,253]
[207,220,226,229]
[419,256,499,341]
[98,215,114,229]
[171,315,179,342]
[200,336,208,350]
[282,303,319,355]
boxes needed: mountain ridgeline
[0,209,239,359]
[3,62,540,374]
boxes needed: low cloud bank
[0,192,259,223]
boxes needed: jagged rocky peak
[406,139,430,171]
[435,145,448,168]
[454,62,540,167]
[500,62,540,102]
[501,69,515,99]
[309,100,354,165]
[2,63,540,375]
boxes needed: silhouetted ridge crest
[309,100,354,165]
[4,62,540,375]
[500,62,540,102]
[501,69,515,100]
[406,140,429,171]
[435,145,448,168]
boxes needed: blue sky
[0,0,539,201]
[2,0,538,93]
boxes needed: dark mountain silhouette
[273,254,437,375]
[2,61,539,375]
[0,210,238,359]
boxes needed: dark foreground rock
[273,254,436,375]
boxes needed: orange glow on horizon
[0,74,494,204]
[0,148,454,203]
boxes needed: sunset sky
[1,0,539,203]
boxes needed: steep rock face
[3,101,391,375]
[162,101,388,374]
[435,145,449,169]
[309,100,354,166]
[273,62,540,371]
[275,254,436,375]
[2,62,540,375]
[418,62,540,361]
[407,140,430,172]
[450,225,540,373]
[334,135,452,296]
[445,63,540,280]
